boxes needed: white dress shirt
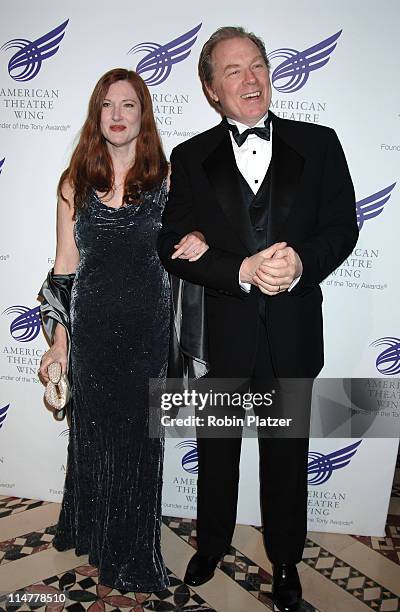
[227,113,272,194]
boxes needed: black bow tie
[227,115,271,147]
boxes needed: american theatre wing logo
[128,24,202,87]
[371,337,400,376]
[1,20,69,82]
[269,31,342,93]
[307,440,362,485]
[356,183,396,230]
[0,404,10,430]
[2,305,41,342]
[176,439,198,475]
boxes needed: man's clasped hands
[239,242,303,295]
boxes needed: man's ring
[278,285,281,291]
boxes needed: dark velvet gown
[52,182,170,592]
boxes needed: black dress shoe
[272,564,302,611]
[184,551,223,586]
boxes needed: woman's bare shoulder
[58,177,75,209]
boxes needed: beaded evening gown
[53,182,170,592]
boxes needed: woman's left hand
[172,230,209,262]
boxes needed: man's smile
[240,91,261,99]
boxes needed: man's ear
[204,82,219,103]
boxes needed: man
[158,26,358,612]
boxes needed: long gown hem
[52,539,170,592]
[94,571,170,594]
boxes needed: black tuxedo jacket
[158,112,358,378]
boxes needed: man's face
[206,37,271,127]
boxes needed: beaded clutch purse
[44,362,71,416]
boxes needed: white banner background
[0,0,399,536]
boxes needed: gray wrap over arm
[38,269,75,420]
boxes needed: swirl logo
[371,337,400,376]
[308,440,362,485]
[1,19,69,82]
[2,305,41,342]
[356,183,396,230]
[176,439,198,474]
[0,158,5,175]
[0,404,10,430]
[269,31,342,93]
[128,24,202,86]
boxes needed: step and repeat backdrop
[0,0,399,536]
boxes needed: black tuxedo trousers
[195,310,312,563]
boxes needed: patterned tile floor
[0,565,215,611]
[353,515,400,565]
[0,454,399,612]
[164,518,399,611]
[0,498,49,520]
[0,525,57,566]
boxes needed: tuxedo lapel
[202,127,256,254]
[201,115,305,251]
[268,115,305,245]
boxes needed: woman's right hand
[38,344,68,384]
[171,231,209,262]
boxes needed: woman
[38,68,208,592]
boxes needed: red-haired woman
[38,69,208,592]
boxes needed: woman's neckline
[92,188,130,210]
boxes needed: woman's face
[100,80,142,150]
